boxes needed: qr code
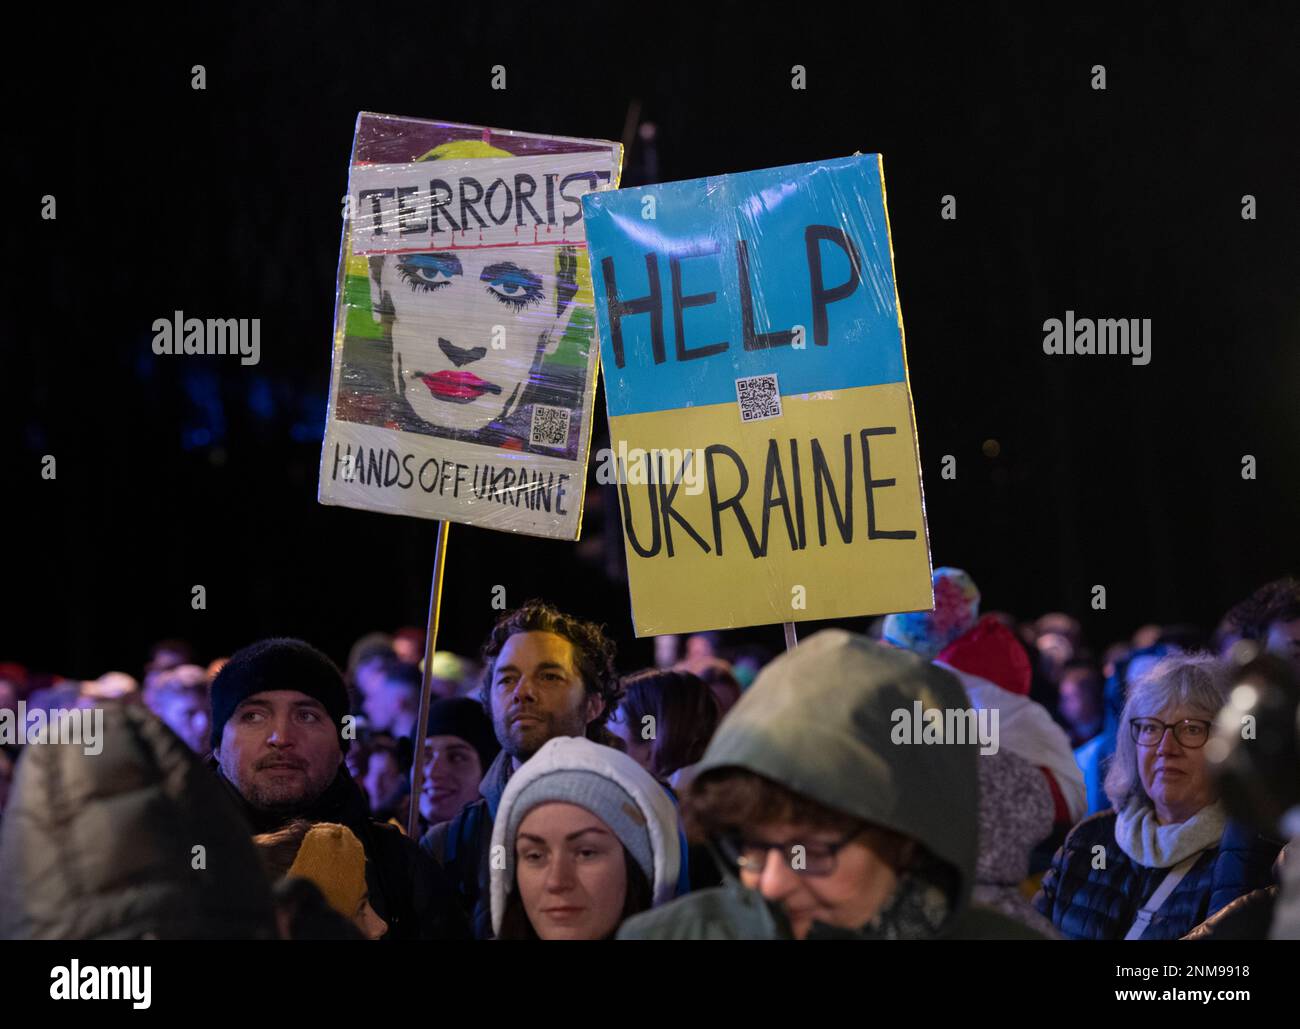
[735,373,782,422]
[529,404,571,448]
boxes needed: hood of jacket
[691,628,979,932]
[0,703,277,939]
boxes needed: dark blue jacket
[420,749,513,940]
[1034,810,1280,940]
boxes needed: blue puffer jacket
[1034,811,1280,940]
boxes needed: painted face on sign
[370,246,579,435]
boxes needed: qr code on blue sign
[735,373,782,422]
[529,404,571,448]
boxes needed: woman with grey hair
[1033,653,1280,939]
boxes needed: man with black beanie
[210,637,468,940]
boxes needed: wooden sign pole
[406,520,452,839]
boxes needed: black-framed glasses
[1128,717,1212,749]
[717,828,862,877]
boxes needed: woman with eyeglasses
[618,630,1048,940]
[1034,653,1281,939]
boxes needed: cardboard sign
[319,113,622,539]
[582,154,933,635]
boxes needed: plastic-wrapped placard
[582,154,933,635]
[319,112,622,539]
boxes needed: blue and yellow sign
[582,155,933,636]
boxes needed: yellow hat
[287,823,368,919]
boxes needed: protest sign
[319,112,622,540]
[582,154,933,635]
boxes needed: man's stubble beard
[494,704,591,764]
[221,750,338,814]
[245,767,336,813]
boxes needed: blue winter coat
[1033,810,1280,940]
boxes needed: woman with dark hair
[609,668,722,894]
[608,668,720,788]
[489,737,679,940]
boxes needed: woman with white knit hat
[490,736,681,940]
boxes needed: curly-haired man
[419,599,621,938]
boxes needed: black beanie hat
[210,638,351,752]
[425,697,500,771]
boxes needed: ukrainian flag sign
[582,155,933,636]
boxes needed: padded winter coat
[0,703,277,939]
[1033,810,1280,940]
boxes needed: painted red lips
[419,370,498,401]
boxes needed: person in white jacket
[935,615,1088,826]
[489,736,680,939]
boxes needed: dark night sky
[5,3,1298,677]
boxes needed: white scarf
[1113,798,1227,868]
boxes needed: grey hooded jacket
[618,629,1045,940]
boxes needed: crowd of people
[1,571,1298,941]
